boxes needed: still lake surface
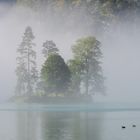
[0,103,140,140]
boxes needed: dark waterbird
[132,125,136,127]
[121,126,126,129]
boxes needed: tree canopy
[70,36,105,95]
[42,40,59,58]
[41,54,71,96]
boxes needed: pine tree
[15,26,38,96]
[42,40,59,58]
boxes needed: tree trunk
[85,58,89,95]
[27,48,31,96]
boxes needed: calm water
[0,103,140,140]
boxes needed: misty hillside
[12,0,140,36]
[16,0,140,16]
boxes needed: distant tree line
[15,26,105,98]
[16,0,140,33]
[16,0,140,13]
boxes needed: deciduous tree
[71,36,105,95]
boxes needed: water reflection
[16,112,39,140]
[16,111,103,140]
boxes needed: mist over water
[0,2,140,102]
[101,21,140,102]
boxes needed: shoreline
[9,95,93,104]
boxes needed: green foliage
[15,26,38,96]
[41,54,71,96]
[71,36,105,95]
[16,0,40,9]
[72,36,102,60]
[68,59,83,95]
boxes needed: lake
[0,103,140,140]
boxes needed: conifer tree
[15,26,38,96]
[42,40,59,58]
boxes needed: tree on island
[69,36,105,96]
[41,54,71,96]
[36,40,59,95]
[42,40,59,58]
[68,59,83,96]
[15,26,38,96]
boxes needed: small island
[11,27,105,104]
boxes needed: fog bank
[0,3,140,102]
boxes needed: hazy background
[0,1,140,102]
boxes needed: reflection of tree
[16,111,37,140]
[81,112,103,140]
[72,113,81,140]
[40,112,103,140]
[16,111,103,140]
[41,112,70,140]
[16,112,27,140]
